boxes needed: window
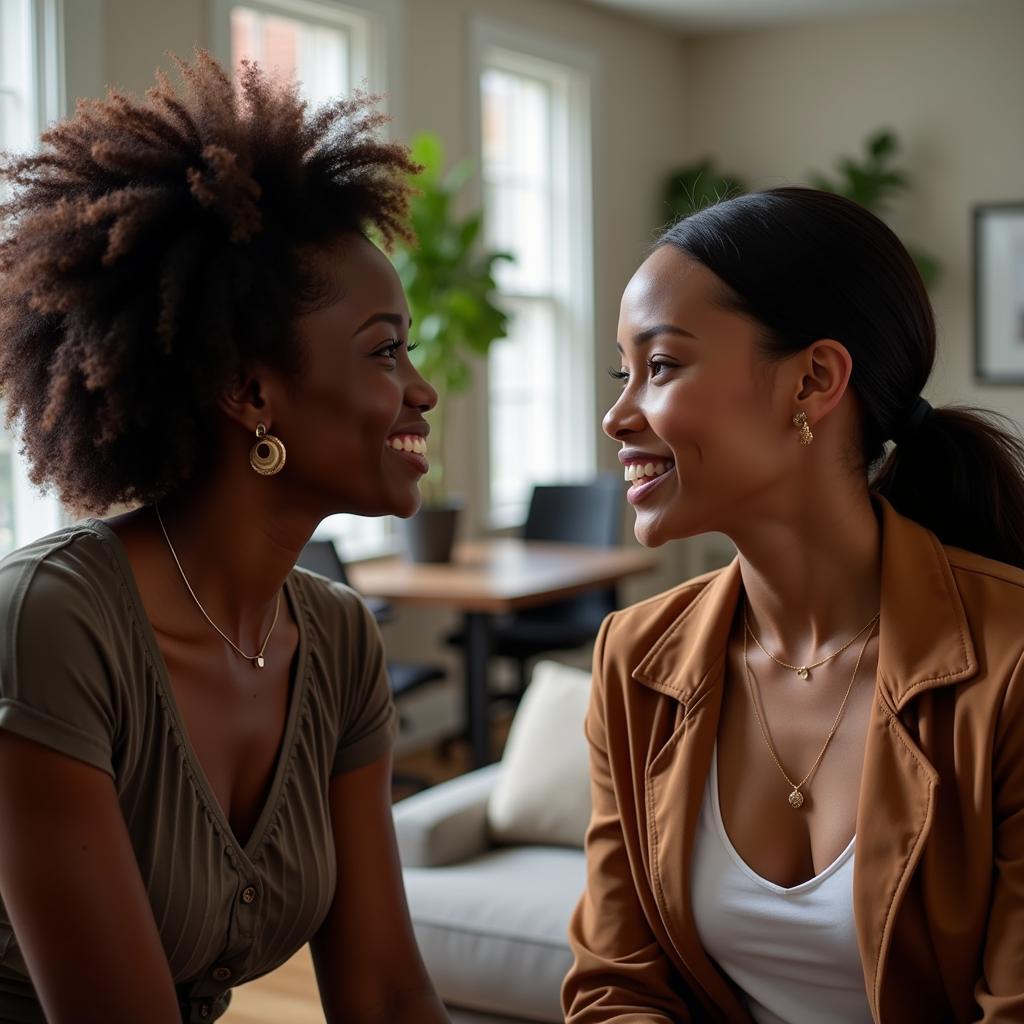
[0,2,34,156]
[216,0,395,558]
[0,0,65,556]
[477,31,595,527]
[225,1,368,105]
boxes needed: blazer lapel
[855,498,978,1020]
[633,561,752,1021]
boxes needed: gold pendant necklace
[744,605,878,680]
[742,599,876,809]
[155,503,281,670]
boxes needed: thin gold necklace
[154,503,281,670]
[742,601,876,809]
[744,605,879,680]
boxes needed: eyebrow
[355,312,410,333]
[615,324,697,352]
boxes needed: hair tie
[891,396,933,444]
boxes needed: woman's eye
[647,358,683,379]
[607,360,677,387]
[375,339,405,360]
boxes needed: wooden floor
[221,719,512,1023]
[224,945,324,1024]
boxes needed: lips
[386,433,428,475]
[626,466,673,506]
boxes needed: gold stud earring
[792,411,814,446]
[249,423,287,475]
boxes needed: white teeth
[624,460,673,483]
[389,435,427,455]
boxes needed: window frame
[468,17,598,531]
[0,0,68,555]
[0,0,64,139]
[209,0,402,126]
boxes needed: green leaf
[410,133,445,183]
[869,130,898,160]
[459,214,482,250]
[392,130,516,499]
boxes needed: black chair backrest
[520,475,624,627]
[523,475,623,547]
[296,539,350,586]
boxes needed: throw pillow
[486,660,592,848]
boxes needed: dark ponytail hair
[657,187,1024,569]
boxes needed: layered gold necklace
[741,600,878,809]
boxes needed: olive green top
[0,520,397,1023]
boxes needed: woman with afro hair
[0,51,448,1024]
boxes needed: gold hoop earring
[792,411,814,447]
[249,423,287,475]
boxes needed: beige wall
[90,0,1024,746]
[102,0,207,93]
[681,0,1024,427]
[92,0,1024,510]
[93,1,690,743]
[98,0,692,592]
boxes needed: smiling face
[604,245,805,547]
[267,231,437,519]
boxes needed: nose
[602,385,646,441]
[405,363,438,414]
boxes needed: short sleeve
[0,541,120,777]
[330,592,397,776]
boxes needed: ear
[792,339,853,426]
[219,368,273,433]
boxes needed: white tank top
[689,745,872,1024]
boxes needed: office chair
[448,474,624,702]
[297,539,446,791]
[294,539,393,624]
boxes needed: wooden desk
[350,540,657,766]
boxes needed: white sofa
[392,662,592,1023]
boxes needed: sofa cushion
[403,846,584,1023]
[486,660,592,848]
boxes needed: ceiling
[575,0,973,36]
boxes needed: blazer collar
[632,558,742,708]
[632,496,977,710]
[874,496,977,707]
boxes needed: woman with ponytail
[563,188,1024,1023]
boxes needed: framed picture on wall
[974,202,1024,384]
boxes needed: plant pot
[400,501,462,563]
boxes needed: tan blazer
[562,497,1024,1023]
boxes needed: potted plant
[390,133,513,562]
[663,157,747,221]
[663,129,940,289]
[807,129,940,289]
